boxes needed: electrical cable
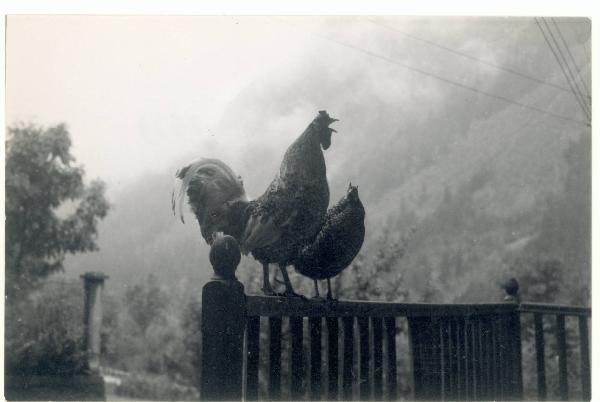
[367,18,574,94]
[551,18,591,102]
[535,18,591,122]
[541,18,590,118]
[273,17,590,128]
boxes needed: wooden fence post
[503,277,524,400]
[200,234,246,401]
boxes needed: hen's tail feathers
[172,158,248,224]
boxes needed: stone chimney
[81,272,108,372]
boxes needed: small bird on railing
[292,183,365,300]
[501,277,520,303]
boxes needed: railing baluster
[508,311,523,400]
[488,316,496,400]
[497,315,506,400]
[246,316,260,401]
[465,318,472,401]
[290,316,304,400]
[343,317,355,400]
[384,317,397,401]
[440,318,450,400]
[534,313,547,401]
[435,319,443,399]
[409,318,423,399]
[409,316,440,400]
[372,317,384,400]
[505,315,513,400]
[417,317,442,400]
[358,316,371,400]
[556,314,568,401]
[491,315,500,399]
[456,317,467,400]
[310,317,323,401]
[474,318,482,400]
[483,316,493,400]
[269,317,282,400]
[327,317,339,400]
[449,318,458,400]
[579,316,591,401]
[474,318,483,400]
[501,315,509,400]
[503,313,515,400]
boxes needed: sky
[6,16,319,192]
[5,16,591,199]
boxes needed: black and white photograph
[3,12,592,401]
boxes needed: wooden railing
[198,242,590,401]
[199,275,590,401]
[519,303,591,401]
[244,298,525,401]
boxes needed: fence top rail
[246,295,520,318]
[519,302,591,317]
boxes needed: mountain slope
[63,18,590,302]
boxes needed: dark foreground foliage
[5,281,88,376]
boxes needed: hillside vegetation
[64,18,590,306]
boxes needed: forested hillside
[64,17,590,307]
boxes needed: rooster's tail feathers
[172,158,248,224]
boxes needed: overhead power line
[541,18,591,118]
[367,19,573,94]
[535,18,591,121]
[551,18,591,101]
[273,18,590,128]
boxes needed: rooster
[293,183,365,300]
[173,111,338,296]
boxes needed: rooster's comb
[316,110,338,124]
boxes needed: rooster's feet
[262,287,279,297]
[281,290,307,300]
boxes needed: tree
[337,225,413,302]
[124,274,169,336]
[519,132,591,306]
[5,280,88,376]
[5,123,110,300]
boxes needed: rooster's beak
[329,117,338,133]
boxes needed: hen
[172,111,338,296]
[293,183,365,300]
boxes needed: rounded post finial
[209,233,241,280]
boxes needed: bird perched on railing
[501,277,520,303]
[172,111,338,296]
[293,183,365,300]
